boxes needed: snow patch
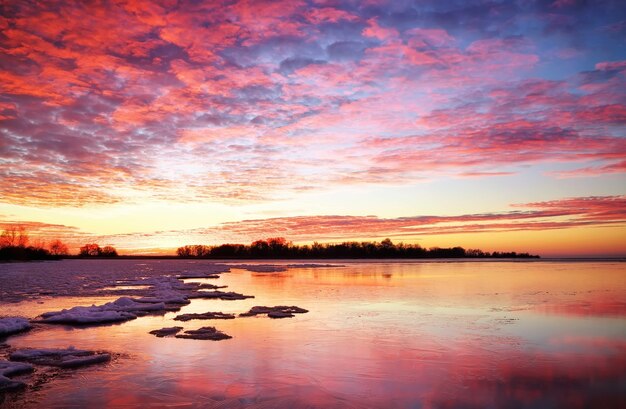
[38,297,166,325]
[133,291,190,305]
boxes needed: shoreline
[4,257,625,264]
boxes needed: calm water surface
[1,260,625,408]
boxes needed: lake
[1,259,625,408]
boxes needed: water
[1,260,625,408]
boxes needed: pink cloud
[362,18,399,41]
[0,1,624,209]
[305,7,359,24]
[406,28,456,48]
[199,195,626,243]
[550,160,626,178]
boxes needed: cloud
[326,41,366,61]
[0,219,92,250]
[206,195,626,242]
[362,18,400,41]
[279,57,326,74]
[0,1,624,208]
[550,160,626,178]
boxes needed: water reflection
[535,300,626,317]
[1,260,625,408]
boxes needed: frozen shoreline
[0,260,313,398]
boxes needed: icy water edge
[0,259,625,408]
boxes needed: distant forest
[1,226,539,261]
[0,226,66,261]
[176,238,539,259]
[0,226,117,261]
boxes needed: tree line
[1,227,538,261]
[176,237,539,259]
[0,226,118,261]
[0,226,68,261]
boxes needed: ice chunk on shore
[175,326,232,340]
[38,297,166,325]
[0,360,33,391]
[39,307,137,325]
[10,347,111,368]
[0,317,32,337]
[109,297,166,312]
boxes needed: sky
[0,0,625,257]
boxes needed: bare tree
[0,225,29,248]
[49,239,70,256]
[100,246,118,257]
[80,243,101,256]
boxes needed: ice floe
[188,290,254,300]
[37,297,166,325]
[240,306,309,318]
[10,347,111,368]
[174,312,236,321]
[39,307,137,325]
[177,273,222,279]
[132,292,190,305]
[175,327,232,340]
[196,283,228,290]
[0,317,31,338]
[0,360,33,391]
[149,327,183,337]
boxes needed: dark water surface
[1,260,625,408]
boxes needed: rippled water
[1,259,625,408]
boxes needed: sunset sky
[1,0,625,256]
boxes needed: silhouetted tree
[176,244,210,257]
[79,243,118,257]
[0,225,29,248]
[80,243,101,257]
[48,239,69,256]
[250,239,270,257]
[177,246,192,257]
[100,245,118,257]
[466,248,486,257]
[0,226,56,261]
